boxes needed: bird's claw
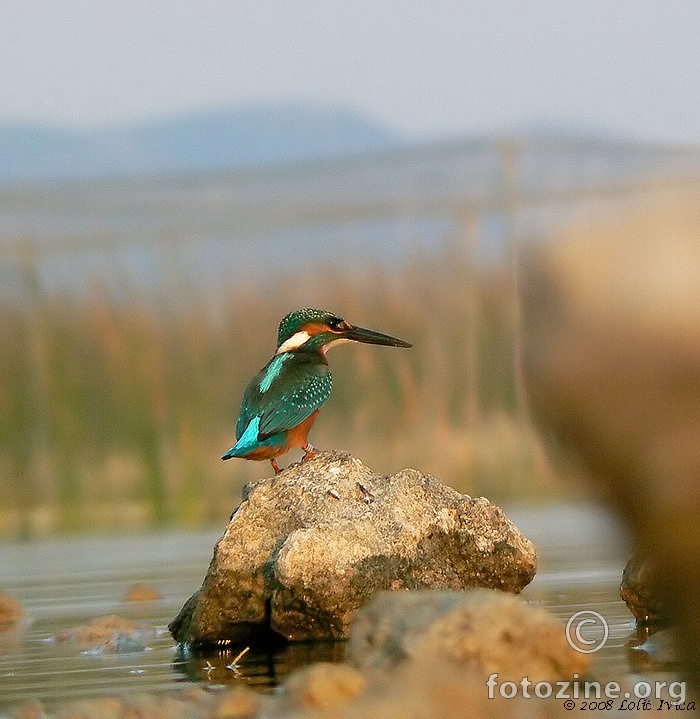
[301,443,319,462]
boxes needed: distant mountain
[0,104,402,182]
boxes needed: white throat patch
[322,337,351,353]
[276,330,311,354]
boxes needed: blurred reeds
[1,245,564,538]
[3,140,699,537]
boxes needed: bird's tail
[221,445,250,459]
[221,416,262,460]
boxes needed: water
[4,137,698,301]
[0,503,664,710]
[0,532,218,706]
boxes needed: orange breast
[285,410,320,450]
[239,410,321,461]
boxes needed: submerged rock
[53,614,152,653]
[169,451,537,645]
[122,582,163,603]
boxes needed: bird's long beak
[343,325,412,348]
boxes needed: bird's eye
[327,317,344,330]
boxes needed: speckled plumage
[229,351,332,457]
[222,308,411,474]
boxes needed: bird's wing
[236,354,332,441]
[257,363,332,439]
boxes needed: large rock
[169,451,537,645]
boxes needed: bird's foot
[301,443,319,462]
[270,459,282,475]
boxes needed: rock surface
[169,451,537,645]
[620,553,667,629]
[349,589,589,681]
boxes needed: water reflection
[175,640,347,688]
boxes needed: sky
[2,1,699,144]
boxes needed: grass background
[0,244,564,538]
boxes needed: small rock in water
[169,451,537,646]
[6,698,47,719]
[83,631,150,655]
[208,685,264,718]
[620,553,667,630]
[0,591,25,629]
[53,614,152,653]
[122,582,162,603]
[282,662,367,712]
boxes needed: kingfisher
[221,308,412,474]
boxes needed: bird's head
[276,308,412,355]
